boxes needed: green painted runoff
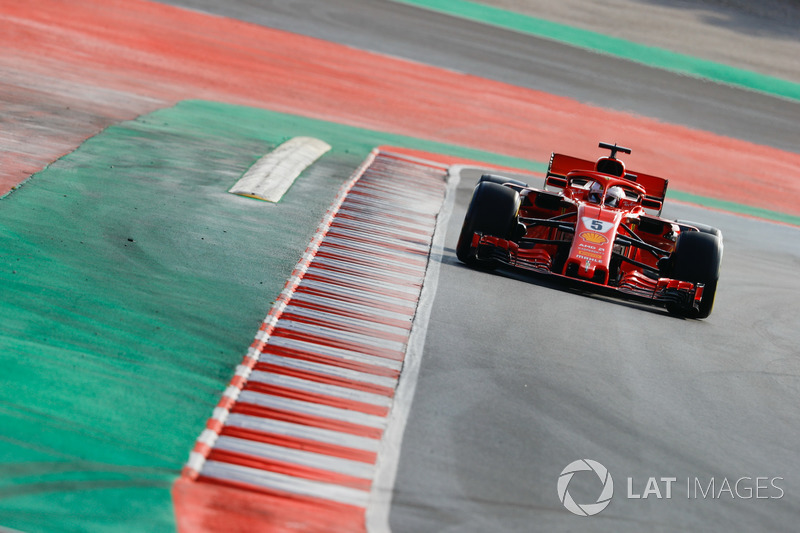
[0,99,544,533]
[0,99,795,533]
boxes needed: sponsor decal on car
[580,231,608,244]
[582,217,614,233]
[577,250,604,261]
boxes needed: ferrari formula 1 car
[456,143,723,318]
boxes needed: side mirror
[642,197,663,211]
[545,175,568,189]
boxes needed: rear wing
[546,153,669,213]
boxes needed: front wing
[471,233,705,311]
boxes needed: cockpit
[566,174,642,209]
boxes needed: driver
[588,181,604,204]
[605,186,625,208]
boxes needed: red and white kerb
[174,150,448,531]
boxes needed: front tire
[666,230,723,319]
[456,181,520,268]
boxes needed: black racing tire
[666,230,723,319]
[675,219,723,239]
[456,181,520,268]
[479,174,529,188]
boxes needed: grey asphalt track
[390,167,800,532]
[158,1,800,530]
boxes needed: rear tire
[665,230,723,319]
[456,181,520,268]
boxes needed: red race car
[456,143,723,318]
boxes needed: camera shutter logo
[558,459,614,516]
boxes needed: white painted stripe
[229,137,331,202]
[282,304,412,338]
[225,413,381,452]
[187,451,207,473]
[360,171,443,188]
[349,182,433,203]
[328,226,431,253]
[215,436,376,479]
[341,194,437,217]
[342,196,432,216]
[274,320,406,354]
[314,250,424,282]
[337,206,434,233]
[330,232,430,259]
[212,407,231,425]
[321,235,426,264]
[296,280,417,309]
[358,176,443,193]
[289,290,415,325]
[310,255,424,285]
[332,218,431,242]
[298,278,417,312]
[238,390,388,429]
[247,370,393,408]
[344,190,442,214]
[199,429,220,447]
[349,191,438,211]
[201,461,371,508]
[304,267,422,296]
[258,353,398,389]
[263,337,403,371]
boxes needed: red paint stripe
[220,425,378,464]
[346,190,440,217]
[334,210,434,236]
[302,270,420,303]
[173,477,366,533]
[342,195,439,223]
[328,221,431,249]
[207,449,372,491]
[280,309,409,344]
[286,295,413,331]
[323,229,429,259]
[351,183,441,202]
[254,362,395,397]
[262,341,401,379]
[314,252,425,282]
[306,262,422,291]
[315,240,428,271]
[271,327,406,362]
[231,402,384,440]
[242,380,390,417]
[334,212,433,237]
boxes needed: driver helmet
[588,181,604,204]
[605,186,625,208]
